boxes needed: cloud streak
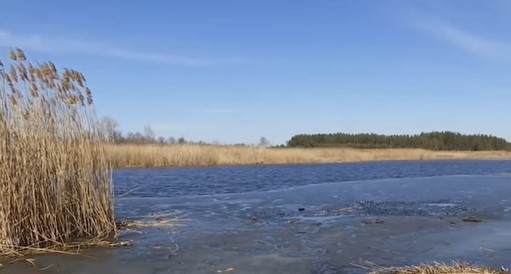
[150,123,219,137]
[412,16,511,62]
[0,29,237,66]
[196,107,239,115]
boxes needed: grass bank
[108,144,511,168]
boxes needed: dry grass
[366,261,509,274]
[108,144,511,168]
[0,49,115,255]
[116,210,190,228]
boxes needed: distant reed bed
[108,144,511,168]
[0,49,115,254]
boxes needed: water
[113,160,511,198]
[3,160,511,274]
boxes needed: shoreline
[113,158,511,170]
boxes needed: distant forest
[286,131,511,151]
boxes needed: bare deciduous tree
[101,117,121,142]
[144,125,155,142]
[259,136,270,147]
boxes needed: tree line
[100,117,271,147]
[101,117,189,145]
[286,131,511,151]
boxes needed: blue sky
[1,1,511,145]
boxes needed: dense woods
[286,132,511,151]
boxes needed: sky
[1,1,511,145]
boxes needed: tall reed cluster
[0,49,115,254]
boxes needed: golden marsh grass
[108,144,511,168]
[367,261,509,274]
[0,49,115,255]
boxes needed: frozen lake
[3,160,511,274]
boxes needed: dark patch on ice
[247,199,475,223]
[350,199,475,217]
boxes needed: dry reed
[0,49,115,255]
[108,144,511,168]
[366,261,509,274]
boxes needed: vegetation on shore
[108,144,511,168]
[0,49,115,254]
[287,132,511,151]
[367,261,509,274]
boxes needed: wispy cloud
[150,123,218,136]
[196,107,239,115]
[0,29,241,66]
[412,16,511,62]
